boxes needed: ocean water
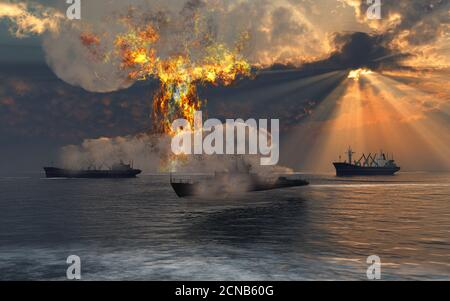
[0,172,449,280]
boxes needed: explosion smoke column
[110,14,252,134]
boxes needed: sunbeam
[284,68,450,172]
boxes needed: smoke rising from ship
[60,121,292,174]
[60,133,170,172]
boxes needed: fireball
[112,24,251,134]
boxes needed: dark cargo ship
[333,148,400,176]
[44,162,141,178]
[170,161,309,197]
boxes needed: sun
[348,68,373,81]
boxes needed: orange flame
[112,24,251,134]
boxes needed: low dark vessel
[170,161,309,198]
[333,148,400,176]
[44,161,141,178]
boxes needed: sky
[0,0,449,173]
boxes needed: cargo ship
[333,148,400,176]
[170,160,309,197]
[43,161,141,178]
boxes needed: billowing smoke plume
[1,0,327,92]
[42,23,135,93]
[61,121,291,174]
[61,134,291,174]
[173,154,292,176]
[60,133,171,173]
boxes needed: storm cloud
[298,31,410,72]
[342,0,450,48]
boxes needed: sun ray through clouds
[286,67,450,172]
[365,73,450,167]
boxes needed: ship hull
[333,163,400,176]
[171,182,199,197]
[44,167,141,178]
[171,177,309,198]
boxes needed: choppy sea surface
[0,172,449,280]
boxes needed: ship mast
[347,147,355,164]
